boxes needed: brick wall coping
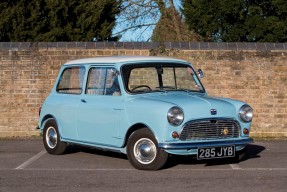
[1,42,287,51]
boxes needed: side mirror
[197,69,204,78]
[111,69,120,77]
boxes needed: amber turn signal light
[172,131,179,139]
[243,128,249,135]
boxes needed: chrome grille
[179,118,241,141]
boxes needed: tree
[151,1,199,42]
[115,0,198,42]
[0,0,120,41]
[183,0,287,42]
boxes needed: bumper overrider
[158,138,253,150]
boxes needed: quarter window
[56,67,86,94]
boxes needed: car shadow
[61,143,265,170]
[163,144,265,169]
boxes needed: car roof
[63,56,189,66]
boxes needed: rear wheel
[43,119,67,155]
[127,128,168,170]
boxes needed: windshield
[122,63,205,94]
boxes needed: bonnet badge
[210,109,217,115]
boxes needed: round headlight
[167,107,184,126]
[239,105,253,122]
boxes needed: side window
[56,67,86,94]
[86,67,121,96]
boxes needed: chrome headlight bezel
[167,106,184,126]
[239,105,253,122]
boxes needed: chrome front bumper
[158,138,253,150]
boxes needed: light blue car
[38,56,253,170]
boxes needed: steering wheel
[131,85,152,92]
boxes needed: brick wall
[0,42,286,138]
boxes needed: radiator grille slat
[179,119,241,141]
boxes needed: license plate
[197,146,235,160]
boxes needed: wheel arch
[122,123,155,148]
[40,114,57,130]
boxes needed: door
[77,67,124,146]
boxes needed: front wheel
[43,119,67,155]
[127,128,168,170]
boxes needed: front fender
[125,98,175,142]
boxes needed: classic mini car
[38,56,253,170]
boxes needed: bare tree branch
[114,0,198,42]
[114,0,161,41]
[113,23,157,35]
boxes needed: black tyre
[127,128,168,170]
[43,119,67,155]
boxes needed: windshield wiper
[176,88,191,93]
[153,89,168,93]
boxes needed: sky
[113,0,182,42]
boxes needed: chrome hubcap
[46,127,57,149]
[133,138,157,164]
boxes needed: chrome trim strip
[158,138,253,150]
